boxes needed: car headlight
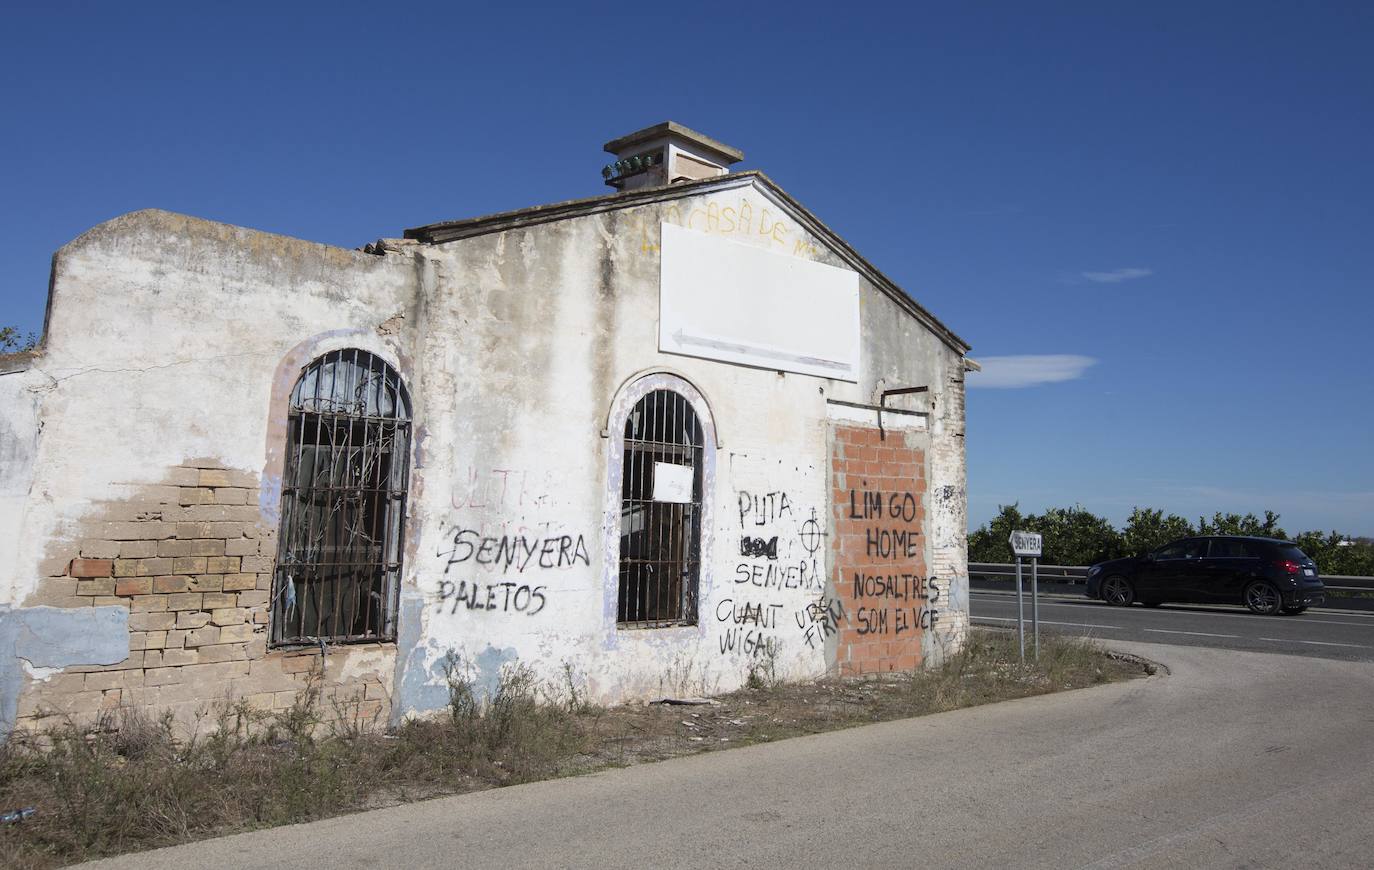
[1087,566,1102,577]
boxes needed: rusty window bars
[617,389,704,628]
[271,349,411,646]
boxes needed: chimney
[602,122,743,191]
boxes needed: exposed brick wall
[830,425,932,675]
[14,459,392,735]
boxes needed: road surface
[972,589,1374,661]
[84,640,1374,869]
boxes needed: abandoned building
[0,122,974,737]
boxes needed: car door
[1138,538,1208,603]
[1196,538,1257,603]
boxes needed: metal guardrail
[970,563,1087,583]
[969,563,1374,595]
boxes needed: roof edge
[404,173,756,242]
[404,173,970,354]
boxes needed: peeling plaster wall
[0,365,43,605]
[0,211,420,736]
[1,183,969,734]
[0,604,129,735]
[395,179,970,715]
[7,211,421,604]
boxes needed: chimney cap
[603,121,744,165]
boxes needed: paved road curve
[972,590,1374,662]
[85,641,1374,869]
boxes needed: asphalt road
[972,590,1374,662]
[84,640,1374,870]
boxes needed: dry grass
[0,630,1143,868]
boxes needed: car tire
[1281,605,1308,615]
[1244,582,1282,615]
[1101,575,1134,607]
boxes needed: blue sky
[2,3,1371,536]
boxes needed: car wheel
[1281,605,1308,615]
[1101,575,1134,606]
[1244,582,1282,615]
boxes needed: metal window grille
[618,389,703,628]
[271,349,411,646]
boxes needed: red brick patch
[831,426,930,675]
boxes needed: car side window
[1209,539,1250,558]
[1157,540,1205,560]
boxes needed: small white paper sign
[652,462,694,503]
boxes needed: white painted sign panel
[1009,530,1043,557]
[652,462,695,503]
[659,222,860,381]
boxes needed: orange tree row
[968,505,1374,576]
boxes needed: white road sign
[1009,530,1043,557]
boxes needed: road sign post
[1014,556,1024,661]
[1009,531,1044,663]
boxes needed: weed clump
[744,641,781,690]
[901,630,1120,715]
[0,656,592,869]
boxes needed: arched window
[271,349,411,646]
[616,383,707,627]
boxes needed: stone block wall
[13,459,393,736]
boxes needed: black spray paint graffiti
[438,526,590,574]
[850,488,921,559]
[738,491,792,527]
[851,574,942,636]
[848,489,921,522]
[716,598,786,628]
[843,484,943,638]
[796,594,846,649]
[798,509,824,555]
[734,493,823,592]
[715,598,785,657]
[727,490,829,656]
[436,579,547,615]
[734,560,821,590]
[434,523,589,618]
[740,536,779,559]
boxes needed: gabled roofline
[404,171,970,354]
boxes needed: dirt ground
[0,629,1149,868]
[567,638,1147,773]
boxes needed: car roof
[1200,535,1293,545]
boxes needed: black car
[1085,536,1325,615]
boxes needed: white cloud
[967,355,1097,389]
[1081,267,1152,284]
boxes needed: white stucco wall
[0,176,969,727]
[395,179,968,709]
